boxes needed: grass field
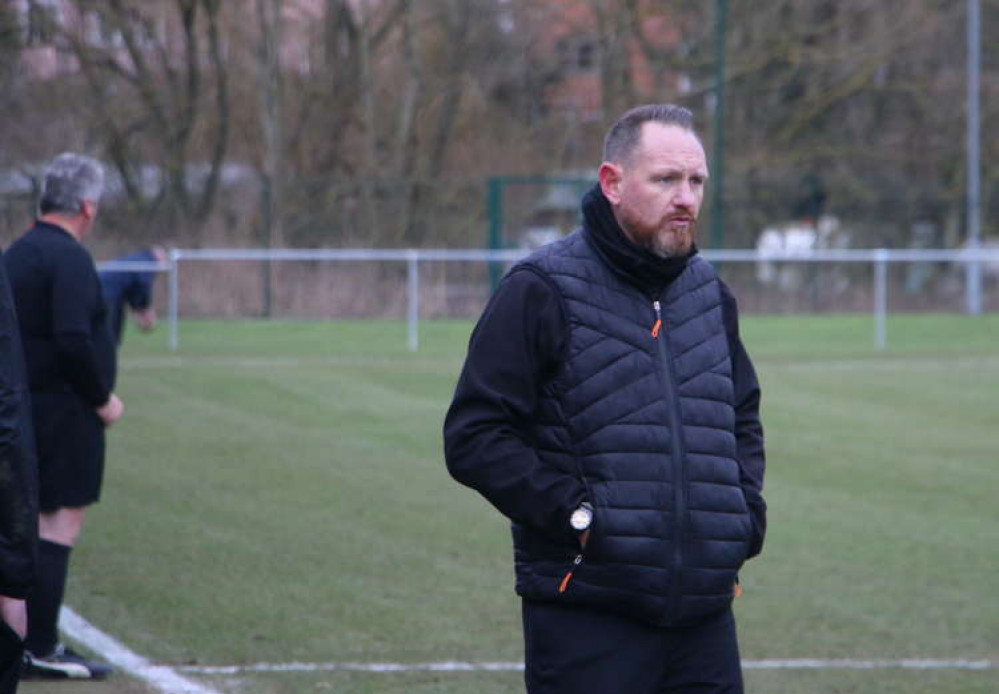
[21,314,999,694]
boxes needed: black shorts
[31,392,106,512]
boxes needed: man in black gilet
[445,105,767,694]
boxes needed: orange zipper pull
[651,319,661,338]
[558,555,583,593]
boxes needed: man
[444,105,766,694]
[99,246,167,345]
[4,153,123,680]
[0,249,38,692]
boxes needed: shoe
[22,643,112,680]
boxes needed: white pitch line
[180,661,525,675]
[178,658,994,675]
[59,607,222,694]
[744,659,993,670]
[56,604,994,684]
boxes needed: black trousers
[522,600,743,694]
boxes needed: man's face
[600,123,708,258]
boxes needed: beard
[622,215,698,259]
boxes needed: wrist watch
[570,502,593,532]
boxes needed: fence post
[407,250,420,352]
[168,248,180,352]
[966,0,982,315]
[874,249,888,350]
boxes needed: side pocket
[557,505,596,594]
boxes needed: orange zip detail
[651,319,662,338]
[559,554,583,593]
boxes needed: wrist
[569,502,593,532]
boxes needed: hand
[0,596,27,639]
[578,529,590,549]
[134,307,157,332]
[97,393,124,427]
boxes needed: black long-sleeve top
[4,222,116,407]
[0,250,37,598]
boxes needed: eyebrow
[651,168,710,179]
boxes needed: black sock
[25,539,72,656]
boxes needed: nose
[674,182,696,210]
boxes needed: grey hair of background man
[602,104,699,165]
[38,153,105,216]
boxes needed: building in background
[517,0,691,121]
[11,0,328,81]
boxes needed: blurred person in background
[99,246,167,345]
[0,247,38,693]
[4,153,122,680]
[445,105,766,694]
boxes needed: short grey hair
[602,104,698,164]
[38,153,105,215]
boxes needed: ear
[599,163,623,205]
[81,199,98,220]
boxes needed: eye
[690,176,705,186]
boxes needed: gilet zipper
[652,299,687,617]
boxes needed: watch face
[570,507,592,531]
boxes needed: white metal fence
[97,247,999,353]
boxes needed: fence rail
[99,247,999,352]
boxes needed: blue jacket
[99,248,158,345]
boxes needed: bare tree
[255,0,284,249]
[3,0,993,252]
[586,0,635,119]
[53,0,230,238]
